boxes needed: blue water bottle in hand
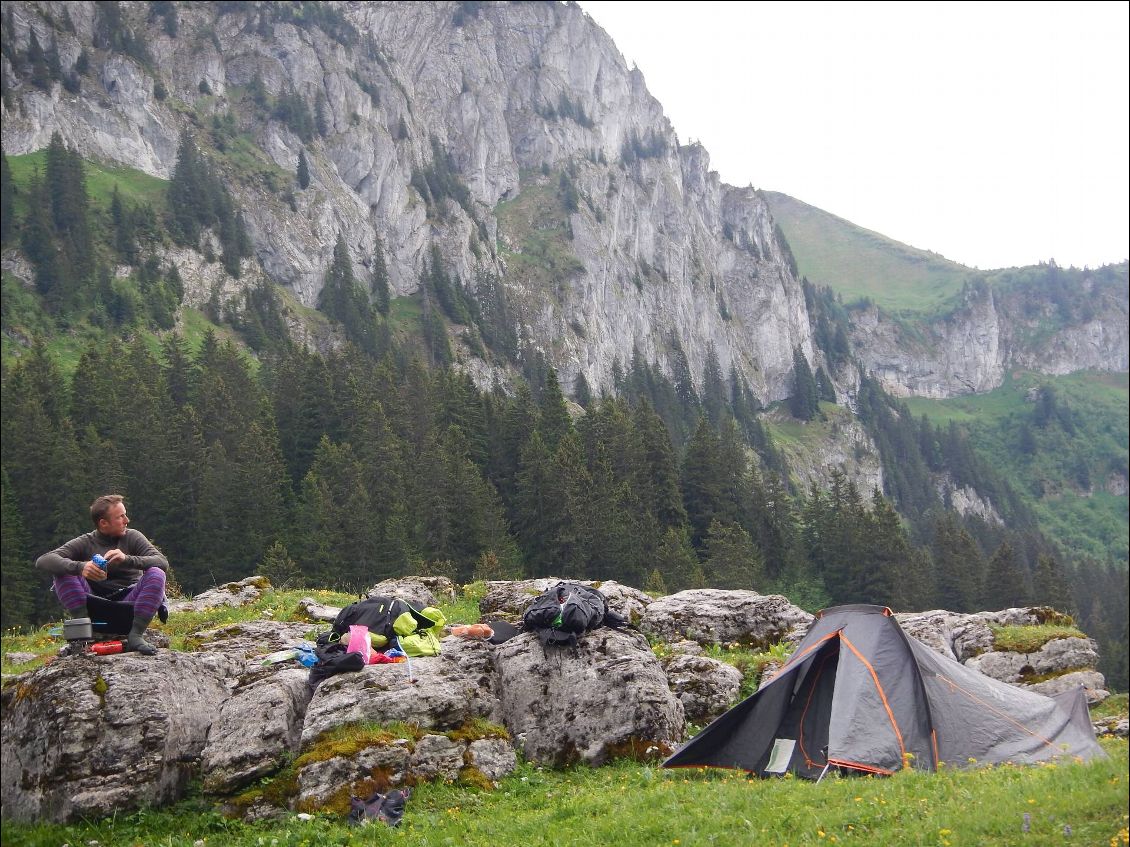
[92,554,108,570]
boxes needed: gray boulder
[480,578,566,620]
[293,730,516,810]
[660,654,743,722]
[467,738,518,781]
[301,637,499,744]
[0,652,228,824]
[188,620,314,682]
[166,576,271,614]
[897,607,1078,664]
[1026,671,1110,704]
[478,577,652,623]
[367,576,457,607]
[296,740,413,809]
[409,733,465,781]
[200,668,312,793]
[641,589,812,648]
[898,609,1109,703]
[297,597,340,623]
[1094,716,1129,738]
[493,628,685,766]
[965,637,1108,702]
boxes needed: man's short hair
[90,494,125,526]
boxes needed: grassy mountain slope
[763,190,972,312]
[905,371,1129,564]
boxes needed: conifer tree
[644,567,668,596]
[537,369,571,451]
[651,526,697,592]
[631,400,686,530]
[371,237,391,315]
[1033,553,1073,614]
[701,342,726,426]
[983,540,1029,610]
[703,518,764,590]
[0,469,37,628]
[0,151,13,243]
[815,365,836,403]
[789,346,819,421]
[682,416,724,550]
[931,513,985,612]
[297,149,310,189]
[573,372,592,410]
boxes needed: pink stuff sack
[346,624,372,664]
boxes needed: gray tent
[663,604,1105,777]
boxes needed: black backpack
[330,595,433,643]
[522,582,615,647]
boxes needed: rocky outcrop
[897,607,1110,703]
[1,652,228,824]
[201,668,312,793]
[300,637,500,744]
[660,654,743,723]
[641,589,813,648]
[852,277,1129,398]
[166,576,271,614]
[493,628,684,766]
[292,731,514,812]
[366,576,457,607]
[1,580,1113,824]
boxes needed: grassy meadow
[762,191,972,313]
[2,586,1128,847]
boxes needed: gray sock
[128,617,158,656]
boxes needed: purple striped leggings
[54,568,167,619]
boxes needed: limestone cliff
[0,0,811,402]
[852,273,1129,398]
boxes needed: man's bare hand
[82,561,108,580]
[103,549,127,565]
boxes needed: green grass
[991,624,1086,654]
[763,191,973,313]
[1,743,1125,847]
[6,149,168,217]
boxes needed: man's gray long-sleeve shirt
[36,529,169,595]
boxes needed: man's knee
[141,568,167,589]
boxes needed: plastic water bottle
[92,554,108,570]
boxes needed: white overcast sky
[579,1,1129,270]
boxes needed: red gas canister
[90,640,124,655]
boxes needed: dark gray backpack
[522,582,618,647]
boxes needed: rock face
[897,607,1110,703]
[1,652,228,824]
[660,654,743,723]
[0,0,814,407]
[200,668,313,793]
[300,637,500,744]
[852,279,1129,398]
[641,589,813,648]
[493,629,684,766]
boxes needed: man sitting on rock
[36,494,168,655]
